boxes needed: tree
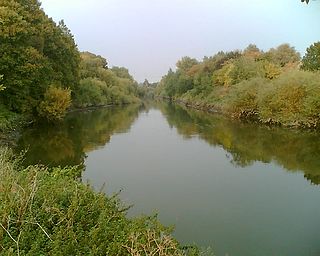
[176,57,198,73]
[143,79,150,87]
[0,0,80,114]
[301,42,320,71]
[263,44,300,67]
[243,44,262,59]
[74,52,140,107]
[111,66,133,80]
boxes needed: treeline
[0,0,140,123]
[156,43,320,128]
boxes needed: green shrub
[38,86,72,121]
[301,73,320,127]
[223,77,268,118]
[0,104,25,132]
[257,71,316,125]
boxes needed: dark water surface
[16,102,320,256]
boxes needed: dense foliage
[0,0,141,122]
[301,42,320,71]
[73,52,140,108]
[0,0,80,116]
[156,43,320,128]
[0,148,201,256]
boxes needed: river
[15,102,320,256]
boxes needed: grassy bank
[0,148,201,256]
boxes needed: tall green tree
[301,42,320,71]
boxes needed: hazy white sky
[41,0,320,82]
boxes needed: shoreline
[158,97,319,131]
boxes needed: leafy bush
[223,77,268,118]
[0,104,25,133]
[0,148,192,256]
[38,86,71,121]
[257,71,318,125]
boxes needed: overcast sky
[41,0,320,82]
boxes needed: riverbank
[0,147,200,255]
[157,70,320,130]
[156,44,320,130]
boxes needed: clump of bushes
[258,70,320,127]
[0,148,198,256]
[222,70,320,127]
[223,77,266,119]
[38,86,72,121]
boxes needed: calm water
[16,102,320,256]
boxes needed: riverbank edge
[68,101,143,113]
[158,97,319,130]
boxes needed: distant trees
[262,44,300,67]
[111,66,133,80]
[301,42,320,71]
[176,57,199,72]
[73,52,139,108]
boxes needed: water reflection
[16,105,141,167]
[157,102,320,185]
[16,102,320,185]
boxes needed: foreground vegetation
[156,43,320,128]
[0,148,202,255]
